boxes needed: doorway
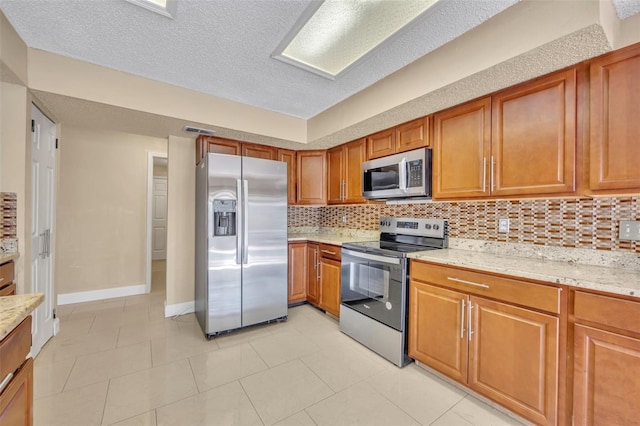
[146,152,168,296]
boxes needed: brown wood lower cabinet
[409,261,560,426]
[287,242,307,305]
[319,258,340,317]
[0,316,33,426]
[572,291,640,425]
[306,243,319,305]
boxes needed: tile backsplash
[288,196,640,253]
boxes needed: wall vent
[183,126,216,136]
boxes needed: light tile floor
[34,266,526,425]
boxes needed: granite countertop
[0,252,19,264]
[408,249,640,299]
[0,293,44,339]
[288,233,377,245]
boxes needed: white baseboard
[165,300,195,318]
[57,284,146,305]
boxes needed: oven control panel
[379,217,447,238]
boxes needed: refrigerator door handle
[242,179,249,265]
[236,179,243,265]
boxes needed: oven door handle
[342,249,401,265]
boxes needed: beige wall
[165,135,194,306]
[0,11,28,85]
[0,82,28,292]
[56,126,167,295]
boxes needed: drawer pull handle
[321,250,336,255]
[447,277,490,289]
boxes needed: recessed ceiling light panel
[272,0,438,79]
[125,0,177,18]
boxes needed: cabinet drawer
[0,316,31,382]
[411,261,560,314]
[0,283,16,296]
[574,291,640,334]
[319,244,341,261]
[0,262,14,288]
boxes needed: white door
[152,177,167,260]
[30,105,56,356]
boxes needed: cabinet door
[396,116,430,153]
[319,258,341,317]
[204,136,242,156]
[433,98,491,199]
[288,243,307,304]
[492,68,576,196]
[242,143,276,160]
[408,281,468,383]
[469,297,558,426]
[366,128,395,160]
[589,44,640,191]
[0,358,33,426]
[327,146,344,204]
[306,243,319,305]
[296,151,327,205]
[277,149,297,205]
[573,324,640,426]
[343,139,366,204]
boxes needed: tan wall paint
[0,82,28,292]
[56,126,167,295]
[26,49,307,144]
[307,0,617,142]
[0,11,28,84]
[619,13,640,48]
[165,135,194,306]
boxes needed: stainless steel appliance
[339,217,448,367]
[362,148,432,199]
[195,153,288,337]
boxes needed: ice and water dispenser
[213,199,236,236]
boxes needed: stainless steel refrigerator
[195,153,288,337]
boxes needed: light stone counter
[408,248,640,299]
[0,252,19,264]
[288,227,379,246]
[0,293,44,338]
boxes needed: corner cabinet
[588,43,640,192]
[296,151,327,205]
[327,139,366,204]
[572,291,640,425]
[409,261,562,426]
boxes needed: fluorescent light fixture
[125,0,177,18]
[272,0,438,80]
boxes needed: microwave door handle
[399,158,408,191]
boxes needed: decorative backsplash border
[0,192,18,253]
[288,196,640,253]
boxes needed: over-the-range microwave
[362,147,432,200]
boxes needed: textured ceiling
[613,0,640,19]
[0,0,519,119]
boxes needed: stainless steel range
[339,217,448,367]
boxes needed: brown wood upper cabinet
[277,149,297,205]
[366,117,430,160]
[196,136,241,164]
[327,139,366,204]
[434,68,577,199]
[296,150,327,205]
[589,43,640,193]
[242,143,276,160]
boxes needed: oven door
[340,248,407,331]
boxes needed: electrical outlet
[498,218,510,233]
[342,215,347,224]
[619,220,640,241]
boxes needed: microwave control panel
[407,160,423,187]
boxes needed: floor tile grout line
[100,378,112,426]
[238,379,267,426]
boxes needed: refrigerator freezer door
[241,156,288,327]
[206,154,243,334]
